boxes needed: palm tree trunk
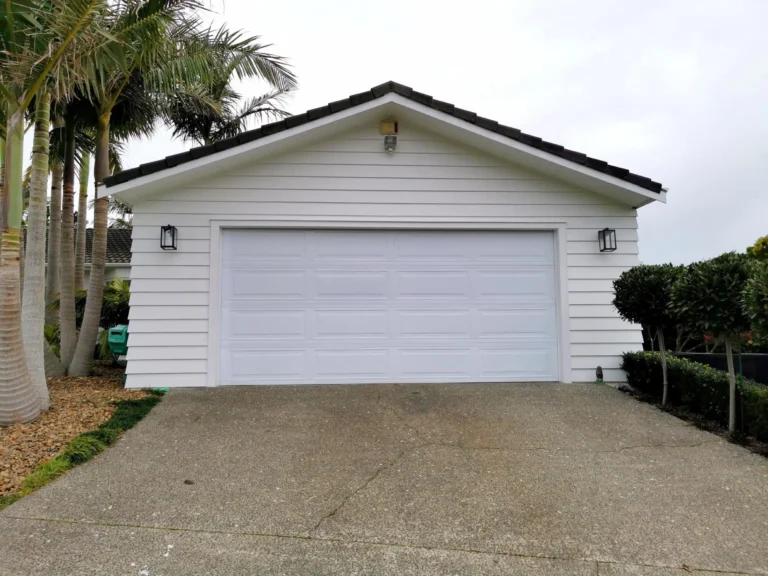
[0,136,4,261]
[21,92,53,410]
[0,109,40,425]
[70,113,110,376]
[45,160,63,323]
[74,154,90,291]
[59,121,78,369]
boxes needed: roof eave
[101,91,665,208]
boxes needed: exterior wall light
[160,224,178,250]
[380,119,398,153]
[598,228,617,252]
[384,135,397,153]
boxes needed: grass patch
[0,391,164,511]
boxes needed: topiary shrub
[622,351,768,441]
[671,252,752,432]
[613,264,682,405]
[743,260,768,337]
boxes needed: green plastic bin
[107,325,129,356]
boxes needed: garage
[219,229,559,384]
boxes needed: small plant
[671,253,752,433]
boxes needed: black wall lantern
[598,228,617,252]
[160,224,178,250]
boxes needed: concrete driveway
[2,383,767,575]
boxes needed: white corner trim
[205,218,573,387]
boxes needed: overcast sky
[118,0,768,265]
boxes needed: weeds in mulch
[618,385,768,458]
[0,392,164,511]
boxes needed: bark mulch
[0,363,149,497]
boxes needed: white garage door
[220,229,559,384]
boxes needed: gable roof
[25,228,132,265]
[103,81,663,194]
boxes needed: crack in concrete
[309,397,429,533]
[2,515,763,575]
[310,444,418,533]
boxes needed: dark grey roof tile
[237,128,264,144]
[165,151,191,168]
[348,90,375,106]
[453,107,477,123]
[306,106,331,121]
[432,99,455,114]
[261,121,286,136]
[475,116,499,131]
[189,143,217,159]
[139,160,168,176]
[496,125,522,139]
[214,137,241,152]
[328,98,352,113]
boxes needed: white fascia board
[101,91,665,208]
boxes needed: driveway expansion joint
[3,515,762,575]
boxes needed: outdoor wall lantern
[383,135,397,153]
[160,224,178,250]
[598,228,617,252]
[380,119,398,153]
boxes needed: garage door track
[2,383,767,575]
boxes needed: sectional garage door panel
[220,229,559,384]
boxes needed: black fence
[671,353,768,386]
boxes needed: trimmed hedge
[621,351,768,441]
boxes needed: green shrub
[622,351,768,441]
[62,435,107,464]
[741,382,768,441]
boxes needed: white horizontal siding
[128,332,208,347]
[125,123,644,388]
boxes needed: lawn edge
[0,390,165,511]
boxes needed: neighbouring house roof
[24,228,132,265]
[103,80,664,194]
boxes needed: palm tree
[74,153,90,290]
[21,91,52,410]
[166,86,289,146]
[0,0,108,425]
[58,117,79,367]
[69,2,297,375]
[61,88,154,369]
[44,153,62,322]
